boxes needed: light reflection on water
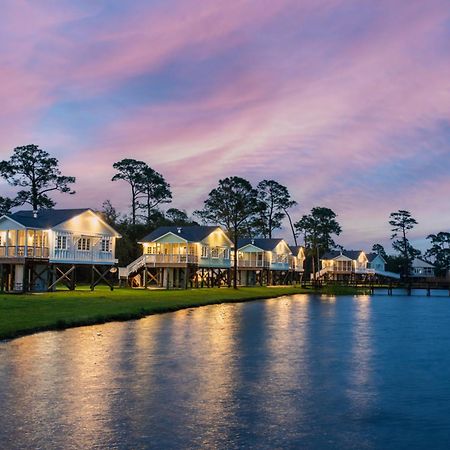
[2,294,450,449]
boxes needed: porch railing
[143,253,198,264]
[0,246,49,258]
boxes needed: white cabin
[122,225,232,288]
[0,209,121,291]
[410,258,435,278]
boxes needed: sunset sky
[1,0,449,250]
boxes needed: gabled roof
[367,252,386,263]
[412,257,435,268]
[289,245,303,256]
[5,209,91,229]
[238,238,288,252]
[322,250,364,260]
[140,226,224,243]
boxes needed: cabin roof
[140,225,223,243]
[322,250,364,260]
[5,209,91,229]
[238,238,286,252]
[367,252,386,263]
[289,245,303,256]
[412,257,435,268]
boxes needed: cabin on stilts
[121,226,232,288]
[0,209,121,292]
[289,245,306,283]
[235,238,293,286]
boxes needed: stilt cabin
[317,250,372,282]
[0,209,121,292]
[122,226,233,288]
[410,258,435,279]
[289,246,306,282]
[235,238,293,286]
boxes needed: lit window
[56,236,67,250]
[201,246,208,258]
[101,238,111,252]
[77,237,91,251]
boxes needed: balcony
[53,249,116,263]
[0,246,49,259]
[143,253,198,265]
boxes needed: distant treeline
[1,145,449,278]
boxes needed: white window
[0,235,2,246]
[77,237,91,251]
[224,249,230,259]
[211,247,219,258]
[101,238,111,252]
[56,235,67,250]
[201,246,208,258]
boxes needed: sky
[0,0,449,251]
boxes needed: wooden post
[0,264,4,293]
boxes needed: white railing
[316,266,375,278]
[52,249,116,263]
[0,246,49,258]
[235,259,270,268]
[123,253,199,277]
[143,253,198,265]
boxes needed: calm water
[1,294,450,449]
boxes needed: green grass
[0,285,364,341]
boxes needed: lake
[1,294,450,449]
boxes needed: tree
[0,196,17,215]
[295,207,341,281]
[372,243,388,260]
[0,144,75,211]
[112,159,147,225]
[389,210,418,277]
[100,200,120,226]
[254,180,297,241]
[194,176,259,289]
[425,232,450,277]
[165,208,197,225]
[136,166,172,224]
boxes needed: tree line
[1,145,449,281]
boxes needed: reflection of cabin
[317,250,372,281]
[0,209,121,292]
[410,258,435,278]
[122,226,232,288]
[289,246,306,282]
[236,238,292,286]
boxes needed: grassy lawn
[0,285,365,341]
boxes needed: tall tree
[372,243,388,260]
[112,159,147,225]
[254,180,297,240]
[136,166,172,224]
[295,207,341,280]
[425,232,450,277]
[194,177,259,289]
[0,144,75,211]
[389,210,418,277]
[0,196,17,215]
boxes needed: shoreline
[0,285,366,342]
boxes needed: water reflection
[350,296,374,413]
[2,295,450,449]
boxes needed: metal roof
[140,226,223,243]
[6,209,91,229]
[238,238,287,252]
[321,250,364,260]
